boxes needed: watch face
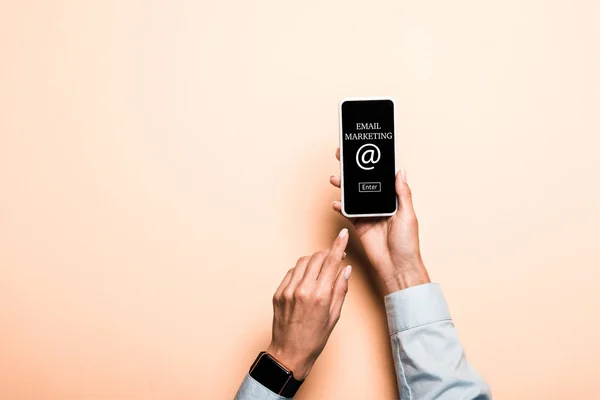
[250,353,291,393]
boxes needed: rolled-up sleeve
[385,283,492,399]
[234,374,291,400]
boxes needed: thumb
[395,169,415,217]
[329,265,352,325]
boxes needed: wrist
[378,260,430,295]
[266,344,314,380]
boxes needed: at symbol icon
[356,143,381,170]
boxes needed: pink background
[1,1,599,398]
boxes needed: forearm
[386,283,491,399]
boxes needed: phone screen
[340,99,397,216]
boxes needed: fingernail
[343,252,347,258]
[344,265,352,280]
[339,228,348,238]
[400,169,407,183]
[330,174,335,179]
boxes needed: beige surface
[1,1,599,399]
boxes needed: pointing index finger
[317,228,349,285]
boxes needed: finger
[285,256,310,292]
[317,228,349,285]
[329,175,341,188]
[332,201,357,224]
[329,265,352,325]
[302,249,329,283]
[335,147,340,161]
[274,268,294,302]
[332,200,342,212]
[395,169,416,217]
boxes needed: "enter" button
[358,182,381,192]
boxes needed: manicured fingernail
[339,228,348,238]
[400,169,407,183]
[344,265,352,280]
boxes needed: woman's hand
[330,148,430,295]
[267,228,352,380]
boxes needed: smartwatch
[249,352,304,397]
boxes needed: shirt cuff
[234,374,290,400]
[384,283,451,335]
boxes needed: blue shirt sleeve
[385,283,492,399]
[234,374,291,400]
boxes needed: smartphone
[339,97,397,217]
